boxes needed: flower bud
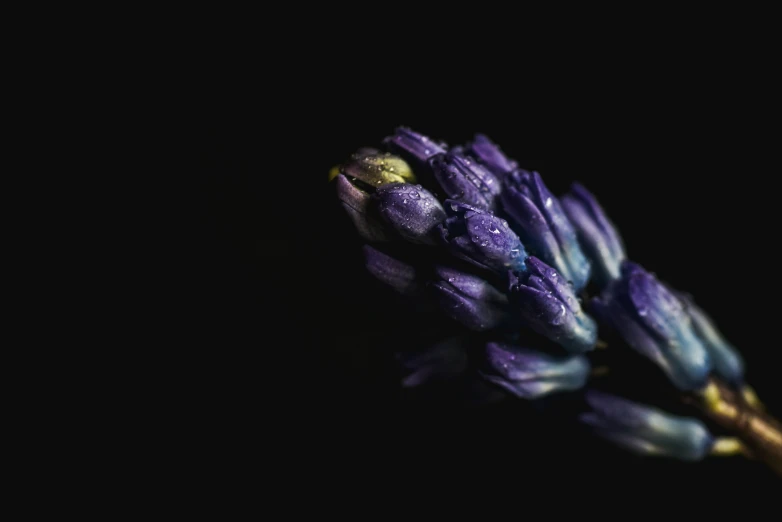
[679,293,744,385]
[341,151,416,188]
[431,266,508,331]
[335,174,389,242]
[508,257,597,353]
[430,150,502,211]
[465,133,518,176]
[560,183,626,288]
[440,201,527,273]
[362,245,421,296]
[581,391,715,461]
[482,342,590,399]
[382,127,447,169]
[372,183,446,246]
[501,170,591,291]
[590,262,712,391]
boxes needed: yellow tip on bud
[710,437,747,457]
[742,385,765,411]
[328,166,341,182]
[698,381,722,412]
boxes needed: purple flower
[501,170,591,291]
[679,293,744,385]
[431,266,508,331]
[372,183,447,246]
[481,342,591,399]
[465,134,518,176]
[430,150,503,211]
[561,183,626,288]
[508,257,597,353]
[362,245,421,296]
[591,262,712,391]
[440,200,527,273]
[382,127,447,170]
[581,391,715,461]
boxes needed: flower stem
[693,378,782,477]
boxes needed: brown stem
[691,378,782,477]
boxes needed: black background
[193,97,782,505]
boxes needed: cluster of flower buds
[331,126,749,464]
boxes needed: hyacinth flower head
[330,126,782,477]
[439,200,527,274]
[581,391,715,461]
[482,342,591,399]
[508,256,597,354]
[561,183,626,289]
[465,134,518,176]
[591,262,712,391]
[430,150,503,211]
[501,170,591,291]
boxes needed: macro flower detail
[508,256,597,353]
[591,262,712,391]
[363,245,421,296]
[382,127,447,169]
[328,126,782,478]
[440,200,527,273]
[481,342,591,399]
[465,134,518,176]
[430,150,503,211]
[431,266,509,331]
[581,391,715,461]
[341,151,416,187]
[501,170,591,291]
[335,174,390,242]
[372,183,447,246]
[561,183,626,289]
[679,293,745,385]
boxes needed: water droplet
[481,241,488,247]
[424,149,431,154]
[545,197,553,208]
[638,308,648,317]
[376,180,382,184]
[550,271,557,278]
[422,136,429,142]
[410,192,420,199]
[488,224,500,234]
[448,277,455,283]
[501,220,508,228]
[403,199,408,204]
[510,248,520,257]
[451,204,459,212]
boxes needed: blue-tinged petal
[561,183,625,288]
[582,391,715,461]
[482,342,590,399]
